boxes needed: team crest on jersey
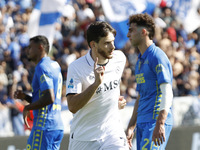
[40,74,50,83]
[89,75,95,80]
[156,64,165,74]
[68,78,74,88]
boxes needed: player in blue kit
[126,13,173,150]
[14,35,64,150]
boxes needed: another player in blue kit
[14,35,64,150]
[126,13,173,150]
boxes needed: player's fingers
[160,136,163,145]
[128,133,133,148]
[127,132,133,140]
[122,99,126,104]
[128,139,132,149]
[14,91,18,98]
[95,66,105,76]
[24,114,30,128]
[100,67,105,76]
[160,134,165,144]
[94,57,98,70]
[123,102,127,107]
[152,136,157,146]
[157,138,161,146]
[26,119,30,129]
[154,138,158,146]
[162,134,166,142]
[27,111,32,120]
[119,96,124,101]
[14,93,16,98]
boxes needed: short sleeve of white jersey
[66,63,82,95]
[115,50,126,71]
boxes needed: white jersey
[66,50,126,141]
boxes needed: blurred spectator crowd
[0,0,200,136]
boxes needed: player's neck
[34,53,47,64]
[138,39,153,55]
[90,50,109,65]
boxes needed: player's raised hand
[94,57,105,85]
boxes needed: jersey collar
[138,43,155,60]
[37,56,49,65]
[85,50,94,67]
[85,50,110,67]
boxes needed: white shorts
[68,134,129,150]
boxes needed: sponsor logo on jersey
[136,73,145,84]
[68,78,74,88]
[96,79,120,94]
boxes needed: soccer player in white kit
[66,21,129,150]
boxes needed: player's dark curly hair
[86,21,116,47]
[30,35,50,54]
[128,13,155,40]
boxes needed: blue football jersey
[31,57,64,130]
[135,44,173,125]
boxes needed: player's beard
[97,47,113,59]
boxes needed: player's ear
[39,44,44,51]
[142,28,148,36]
[90,41,96,49]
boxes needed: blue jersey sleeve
[36,66,54,92]
[149,49,172,85]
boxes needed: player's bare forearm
[67,83,99,114]
[25,89,54,111]
[127,95,139,130]
[67,58,103,114]
[156,109,168,125]
[126,95,139,148]
[152,109,168,146]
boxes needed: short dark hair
[86,21,116,47]
[128,13,155,40]
[30,35,50,54]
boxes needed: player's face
[127,23,143,47]
[96,32,115,59]
[27,41,40,62]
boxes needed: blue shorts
[26,129,64,150]
[136,122,172,150]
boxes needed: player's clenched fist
[14,90,26,100]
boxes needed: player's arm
[67,57,104,114]
[24,89,55,110]
[126,94,140,148]
[67,82,100,114]
[22,89,54,128]
[14,90,32,103]
[152,83,173,146]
